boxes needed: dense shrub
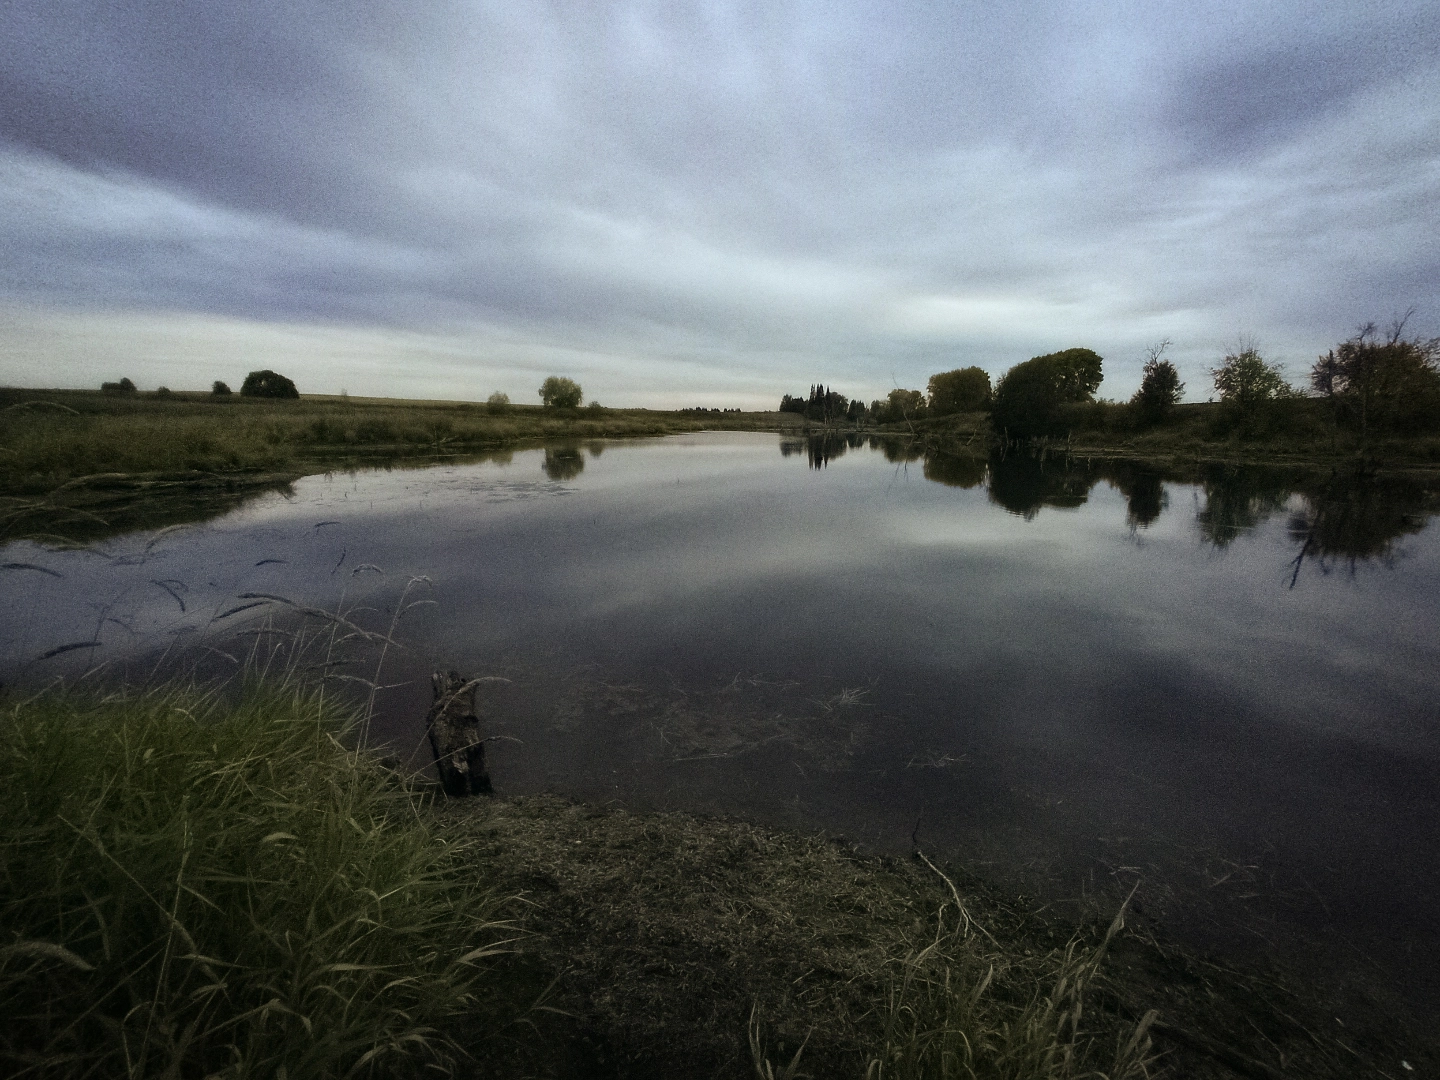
[240,369,300,399]
[875,388,926,425]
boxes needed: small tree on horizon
[212,380,232,396]
[539,376,583,409]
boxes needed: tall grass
[0,681,510,1078]
[859,906,1156,1079]
[746,858,1157,1080]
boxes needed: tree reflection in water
[1101,461,1168,530]
[778,433,871,469]
[985,451,1100,520]
[873,436,923,464]
[921,449,987,489]
[1286,474,1433,584]
[542,445,585,481]
[1192,466,1293,548]
[777,437,1436,577]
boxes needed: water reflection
[876,437,923,464]
[543,445,585,480]
[929,448,1434,569]
[1103,461,1168,530]
[779,433,870,469]
[986,452,1100,519]
[921,449,986,489]
[789,438,1437,571]
[1193,467,1293,549]
[1288,475,1433,579]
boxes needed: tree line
[100,370,300,398]
[778,316,1440,445]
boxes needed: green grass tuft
[0,682,510,1078]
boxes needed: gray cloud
[1,0,1437,405]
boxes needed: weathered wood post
[426,670,494,796]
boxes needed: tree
[1311,316,1440,442]
[1130,340,1184,421]
[803,384,849,424]
[927,367,992,415]
[1044,348,1104,403]
[1210,346,1289,414]
[539,376,582,409]
[101,377,137,395]
[240,370,299,398]
[879,388,925,426]
[212,380,232,396]
[486,391,511,415]
[989,348,1104,438]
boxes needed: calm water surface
[4,431,1438,1007]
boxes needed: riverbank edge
[2,680,1431,1078]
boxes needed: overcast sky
[2,1,1437,407]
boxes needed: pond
[3,430,1438,1014]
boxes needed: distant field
[0,387,799,489]
[0,387,803,540]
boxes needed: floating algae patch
[545,666,873,771]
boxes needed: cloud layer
[2,0,1437,405]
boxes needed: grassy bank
[0,390,795,492]
[0,682,511,1077]
[0,388,799,540]
[3,681,1426,1078]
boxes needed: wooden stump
[426,670,494,797]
